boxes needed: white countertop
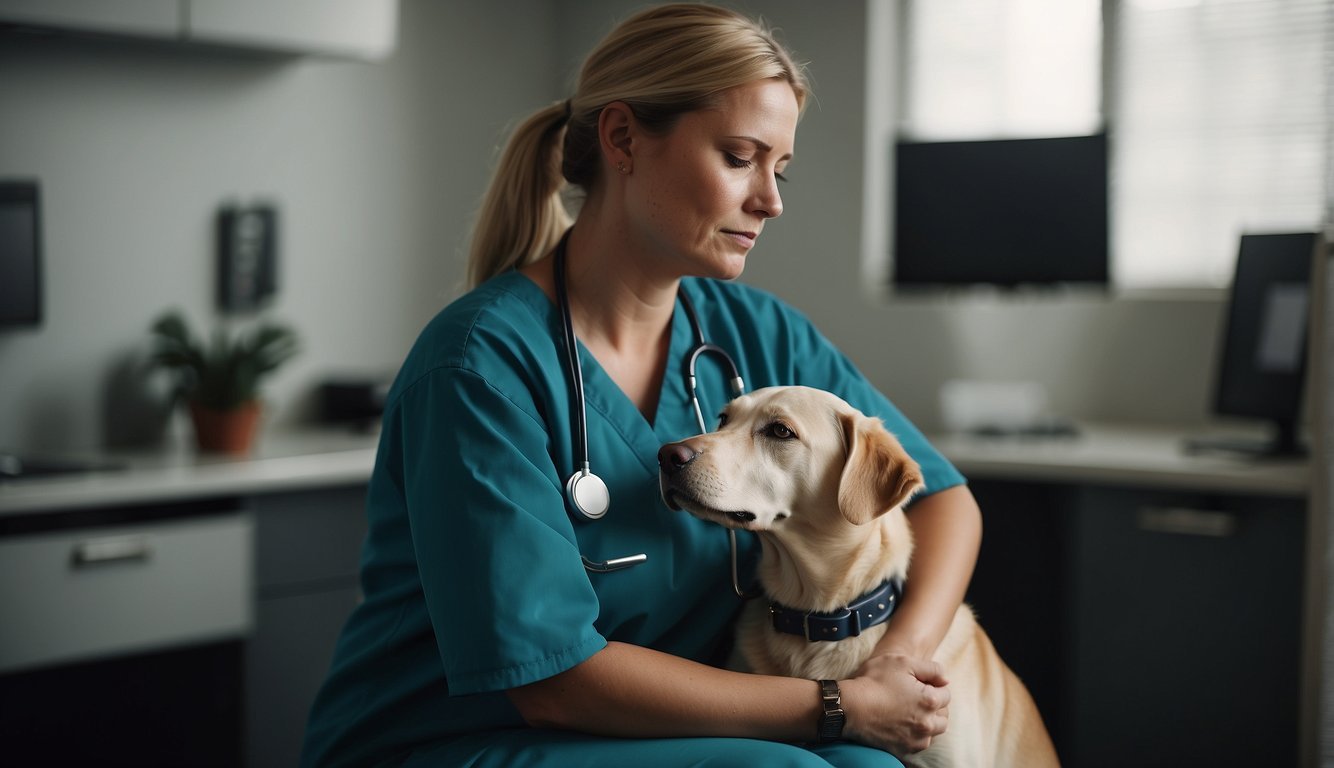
[929,421,1310,497]
[0,429,379,516]
[2,421,1310,517]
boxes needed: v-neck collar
[503,271,703,474]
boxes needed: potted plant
[150,310,299,454]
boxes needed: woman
[301,5,981,767]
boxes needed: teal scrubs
[300,272,966,768]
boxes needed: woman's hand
[841,652,951,755]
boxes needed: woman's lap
[401,729,905,768]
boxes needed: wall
[0,0,1241,458]
[0,0,560,453]
[555,0,1229,433]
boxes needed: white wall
[0,0,560,453]
[0,0,1239,457]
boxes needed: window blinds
[1111,0,1328,288]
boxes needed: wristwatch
[816,679,846,743]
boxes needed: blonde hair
[467,3,809,288]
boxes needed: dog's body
[658,386,1058,768]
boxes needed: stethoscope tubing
[554,231,756,596]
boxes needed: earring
[617,161,631,175]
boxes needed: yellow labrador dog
[658,386,1058,767]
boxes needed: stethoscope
[554,232,755,598]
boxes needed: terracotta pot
[189,400,262,455]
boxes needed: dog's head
[658,386,924,535]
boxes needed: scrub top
[300,271,966,768]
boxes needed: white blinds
[896,0,1330,288]
[1111,0,1329,288]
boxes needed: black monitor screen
[893,134,1108,288]
[1214,232,1317,427]
[0,180,41,327]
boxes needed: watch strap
[816,679,846,743]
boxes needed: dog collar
[769,580,902,643]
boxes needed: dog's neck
[754,507,914,613]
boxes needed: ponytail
[466,4,808,289]
[467,100,572,288]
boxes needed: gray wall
[0,0,1232,458]
[557,0,1228,433]
[0,0,559,453]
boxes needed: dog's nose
[657,442,697,475]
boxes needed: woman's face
[626,78,799,281]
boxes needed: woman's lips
[722,230,757,248]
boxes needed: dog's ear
[837,412,925,525]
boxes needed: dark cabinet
[967,480,1304,768]
[245,485,368,768]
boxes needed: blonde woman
[302,5,981,766]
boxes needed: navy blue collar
[769,580,903,643]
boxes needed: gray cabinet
[1066,487,1302,768]
[0,0,397,60]
[967,480,1304,768]
[0,501,254,767]
[245,485,367,768]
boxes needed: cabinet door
[245,485,367,768]
[251,484,368,591]
[964,479,1074,750]
[246,587,361,768]
[1067,487,1303,768]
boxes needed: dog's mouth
[663,488,758,528]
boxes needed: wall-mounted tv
[892,133,1108,289]
[0,180,42,327]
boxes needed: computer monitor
[1192,232,1320,457]
[892,134,1108,288]
[0,180,42,328]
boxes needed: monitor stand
[1183,419,1306,459]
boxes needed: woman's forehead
[680,81,799,153]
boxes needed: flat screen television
[893,134,1108,288]
[1186,232,1320,457]
[0,180,42,328]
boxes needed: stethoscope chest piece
[566,470,610,521]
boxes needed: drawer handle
[70,535,153,567]
[1136,507,1237,538]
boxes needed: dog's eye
[764,422,797,440]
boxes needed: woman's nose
[749,175,784,219]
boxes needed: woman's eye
[765,422,796,440]
[724,152,751,169]
[775,171,789,183]
[716,412,730,429]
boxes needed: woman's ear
[837,412,925,526]
[597,101,636,174]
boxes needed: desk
[930,421,1308,497]
[932,424,1310,768]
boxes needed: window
[895,0,1329,289]
[899,0,1102,140]
[1111,0,1327,288]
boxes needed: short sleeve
[396,365,607,695]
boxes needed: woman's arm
[873,484,982,660]
[507,640,951,754]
